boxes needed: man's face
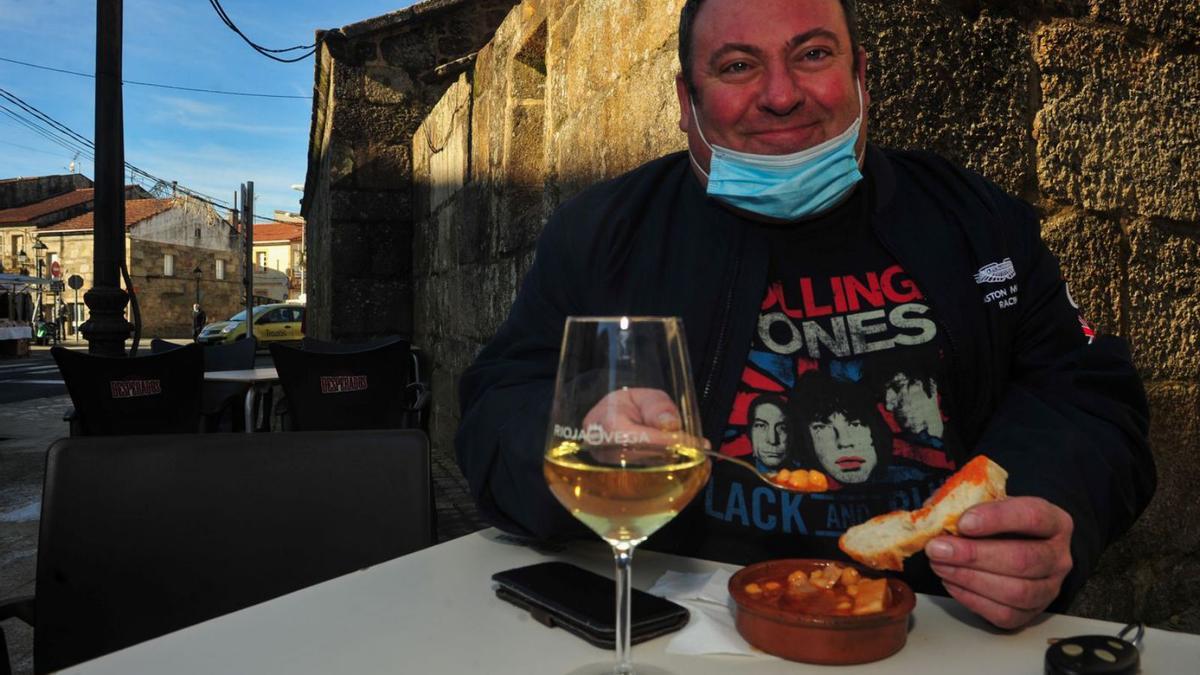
[676,0,869,175]
[883,373,943,439]
[750,402,789,468]
[807,411,877,484]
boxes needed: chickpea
[776,469,791,484]
[810,471,829,491]
[788,471,810,490]
[744,582,763,597]
[839,567,861,586]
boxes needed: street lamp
[33,239,48,324]
[192,265,202,306]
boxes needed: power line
[0,87,299,225]
[0,137,75,158]
[0,56,312,100]
[207,0,317,63]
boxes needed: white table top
[64,530,1199,674]
[203,367,279,383]
[0,325,32,340]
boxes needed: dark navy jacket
[455,146,1154,608]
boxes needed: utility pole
[241,181,254,327]
[81,0,132,356]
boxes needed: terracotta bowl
[728,558,916,665]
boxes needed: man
[192,304,206,341]
[747,394,791,471]
[456,0,1154,630]
[866,349,946,445]
[790,371,892,486]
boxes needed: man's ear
[676,73,692,134]
[856,47,870,108]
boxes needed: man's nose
[759,64,804,116]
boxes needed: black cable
[207,0,317,63]
[1,87,305,225]
[0,56,312,99]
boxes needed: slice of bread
[838,455,1008,571]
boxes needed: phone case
[492,562,690,649]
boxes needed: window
[215,258,225,280]
[256,252,267,269]
[163,254,174,276]
[10,235,21,257]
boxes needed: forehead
[753,401,785,418]
[692,0,849,52]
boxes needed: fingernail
[927,540,954,560]
[657,413,680,430]
[959,512,981,533]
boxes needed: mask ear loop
[687,95,713,179]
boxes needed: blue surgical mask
[690,81,865,221]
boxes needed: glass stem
[613,544,635,675]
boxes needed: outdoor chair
[152,337,258,431]
[51,344,204,435]
[270,338,427,431]
[0,430,434,674]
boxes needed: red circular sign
[50,260,62,278]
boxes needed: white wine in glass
[543,317,710,675]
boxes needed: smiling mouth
[835,456,865,471]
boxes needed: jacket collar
[864,143,895,215]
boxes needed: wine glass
[543,317,710,675]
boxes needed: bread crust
[838,456,1008,571]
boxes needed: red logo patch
[110,379,163,399]
[319,375,368,394]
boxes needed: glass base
[562,663,675,675]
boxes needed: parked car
[197,303,305,346]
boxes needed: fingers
[940,579,1044,630]
[955,497,1073,540]
[579,388,693,448]
[925,535,1072,579]
[926,497,1074,629]
[627,388,683,430]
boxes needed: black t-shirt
[702,172,966,564]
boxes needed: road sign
[49,280,65,293]
[67,274,84,290]
[50,260,62,278]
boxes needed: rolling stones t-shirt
[701,174,966,564]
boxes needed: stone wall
[0,174,92,210]
[129,237,243,339]
[409,0,1200,631]
[302,0,519,342]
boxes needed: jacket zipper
[700,244,742,418]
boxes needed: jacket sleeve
[454,214,591,541]
[975,196,1155,609]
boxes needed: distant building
[252,215,305,301]
[40,195,245,338]
[0,181,151,274]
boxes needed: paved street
[0,344,486,674]
[0,352,65,405]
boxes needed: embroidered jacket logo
[974,258,1016,284]
[554,423,651,446]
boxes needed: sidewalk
[0,346,486,674]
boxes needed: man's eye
[722,61,752,74]
[799,48,832,62]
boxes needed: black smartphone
[492,561,689,649]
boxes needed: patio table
[62,529,1199,674]
[204,367,279,433]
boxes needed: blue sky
[0,0,417,220]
